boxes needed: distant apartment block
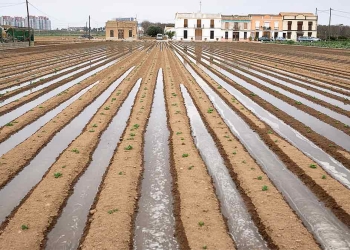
[174,12,317,41]
[0,15,51,30]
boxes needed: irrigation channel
[45,78,142,249]
[175,50,350,249]
[0,68,134,224]
[0,55,128,127]
[133,69,179,249]
[171,48,350,189]
[181,84,267,249]
[172,44,350,152]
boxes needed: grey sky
[1,0,350,28]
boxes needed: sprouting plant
[309,164,317,169]
[262,185,268,191]
[250,93,256,96]
[257,176,262,180]
[89,129,95,132]
[108,208,119,214]
[242,160,246,164]
[207,108,214,113]
[268,130,273,134]
[62,165,66,169]
[92,124,98,128]
[322,175,327,179]
[125,145,133,150]
[217,85,222,89]
[112,98,117,101]
[188,166,194,170]
[104,106,110,110]
[176,132,182,135]
[72,148,80,154]
[5,122,13,126]
[172,93,177,97]
[130,133,136,136]
[133,124,140,129]
[39,106,44,109]
[100,113,105,115]
[203,246,207,250]
[119,172,123,175]
[233,151,237,155]
[198,221,205,227]
[182,153,189,158]
[54,172,62,178]
[295,101,302,105]
[21,224,29,230]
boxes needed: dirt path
[163,48,235,249]
[170,48,320,249]
[80,48,161,250]
[0,49,155,250]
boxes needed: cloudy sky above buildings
[1,0,350,28]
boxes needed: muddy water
[0,67,134,224]
[182,53,350,189]
[0,53,105,95]
[45,78,142,250]
[178,50,350,151]
[0,56,111,107]
[0,81,99,157]
[178,55,350,249]
[0,57,126,127]
[133,69,179,249]
[180,85,268,249]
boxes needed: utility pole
[315,8,318,15]
[200,1,202,13]
[328,8,332,41]
[26,0,31,46]
[89,15,91,40]
[86,22,87,37]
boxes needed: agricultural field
[0,40,349,249]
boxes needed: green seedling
[182,153,189,158]
[5,122,13,126]
[203,246,207,250]
[309,164,317,169]
[54,172,62,178]
[62,165,66,169]
[21,224,29,230]
[188,166,194,170]
[119,172,123,175]
[233,151,237,155]
[207,108,214,113]
[125,145,133,150]
[218,85,222,89]
[130,133,136,136]
[176,132,182,135]
[108,208,119,214]
[322,175,327,179]
[295,101,302,105]
[262,185,268,191]
[89,129,95,132]
[198,221,205,227]
[268,130,273,134]
[112,98,117,101]
[92,124,98,128]
[242,160,246,164]
[257,176,262,180]
[104,106,110,110]
[133,124,140,129]
[72,148,80,154]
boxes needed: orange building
[248,14,283,39]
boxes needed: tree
[141,21,152,33]
[166,31,175,39]
[146,26,163,37]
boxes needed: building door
[195,29,202,40]
[244,32,247,39]
[233,32,239,41]
[263,31,270,38]
[274,32,278,39]
[225,31,228,39]
[118,29,124,39]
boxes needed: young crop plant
[309,164,317,169]
[104,106,110,110]
[130,133,136,137]
[188,166,194,170]
[262,185,268,191]
[108,208,119,214]
[182,153,189,158]
[21,224,29,230]
[295,101,302,105]
[257,176,263,180]
[176,132,182,135]
[125,145,133,150]
[54,172,62,178]
[198,221,205,227]
[133,124,140,129]
[322,175,327,179]
[207,108,214,114]
[5,122,13,126]
[218,85,222,89]
[71,148,80,154]
[92,124,98,128]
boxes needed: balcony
[262,26,271,30]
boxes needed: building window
[210,19,214,28]
[244,23,247,29]
[274,22,279,30]
[184,19,188,28]
[210,30,214,39]
[308,22,313,31]
[234,22,239,30]
[118,29,124,39]
[129,30,132,37]
[184,30,188,39]
[297,21,303,31]
[110,30,114,37]
[288,21,292,31]
[308,32,312,37]
[225,22,229,29]
[197,19,201,28]
[255,21,260,30]
[287,32,292,39]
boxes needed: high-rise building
[0,15,51,30]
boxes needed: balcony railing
[262,26,271,30]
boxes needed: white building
[221,15,251,41]
[280,12,317,40]
[175,13,222,41]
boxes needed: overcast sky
[1,0,350,28]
